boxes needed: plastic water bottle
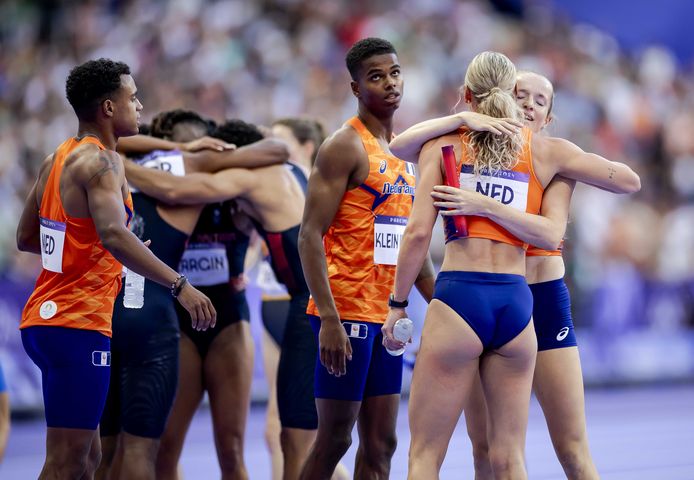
[386,317,414,356]
[123,267,145,309]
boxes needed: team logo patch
[92,351,111,367]
[556,326,570,341]
[39,300,58,319]
[344,322,368,339]
[379,159,387,174]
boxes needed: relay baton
[441,145,468,237]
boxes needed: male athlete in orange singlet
[297,38,435,479]
[16,58,215,480]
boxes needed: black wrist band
[388,293,408,308]
[171,275,187,298]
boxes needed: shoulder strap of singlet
[456,127,536,176]
[346,116,382,155]
[287,163,308,193]
[42,136,107,213]
[522,127,542,187]
[347,116,368,135]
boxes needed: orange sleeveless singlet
[444,127,544,247]
[21,136,134,337]
[306,117,415,324]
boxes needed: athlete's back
[233,163,305,231]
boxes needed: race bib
[131,151,186,193]
[459,165,529,211]
[39,217,66,273]
[178,243,229,286]
[140,151,186,176]
[374,215,407,265]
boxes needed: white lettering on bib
[459,165,529,211]
[178,243,229,286]
[39,217,66,273]
[130,151,186,193]
[374,215,407,265]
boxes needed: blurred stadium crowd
[0,0,692,401]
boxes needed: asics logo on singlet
[381,183,415,195]
[379,159,387,174]
[556,326,570,341]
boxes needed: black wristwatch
[388,294,408,308]
[171,275,188,298]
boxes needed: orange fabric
[21,136,134,337]
[450,127,544,247]
[526,243,562,257]
[306,117,415,324]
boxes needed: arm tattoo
[608,167,616,180]
[88,152,120,184]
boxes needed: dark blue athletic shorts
[309,316,403,402]
[530,278,577,351]
[433,271,533,351]
[21,325,111,429]
[0,361,6,393]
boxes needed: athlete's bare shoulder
[316,124,368,187]
[420,132,463,162]
[35,153,56,205]
[70,145,124,187]
[532,135,582,160]
[322,124,364,157]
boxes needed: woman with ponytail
[384,51,639,479]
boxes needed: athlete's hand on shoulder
[460,112,523,136]
[431,185,494,216]
[318,318,352,377]
[382,308,409,351]
[183,136,235,153]
[177,283,217,331]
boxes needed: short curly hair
[149,109,210,139]
[65,58,130,120]
[213,119,264,148]
[345,38,396,80]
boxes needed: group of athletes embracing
[17,36,638,480]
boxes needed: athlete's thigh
[205,322,254,438]
[159,335,205,458]
[409,300,483,452]
[119,332,179,439]
[479,321,537,445]
[533,347,589,443]
[0,391,8,459]
[278,299,318,429]
[262,329,281,427]
[262,328,281,395]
